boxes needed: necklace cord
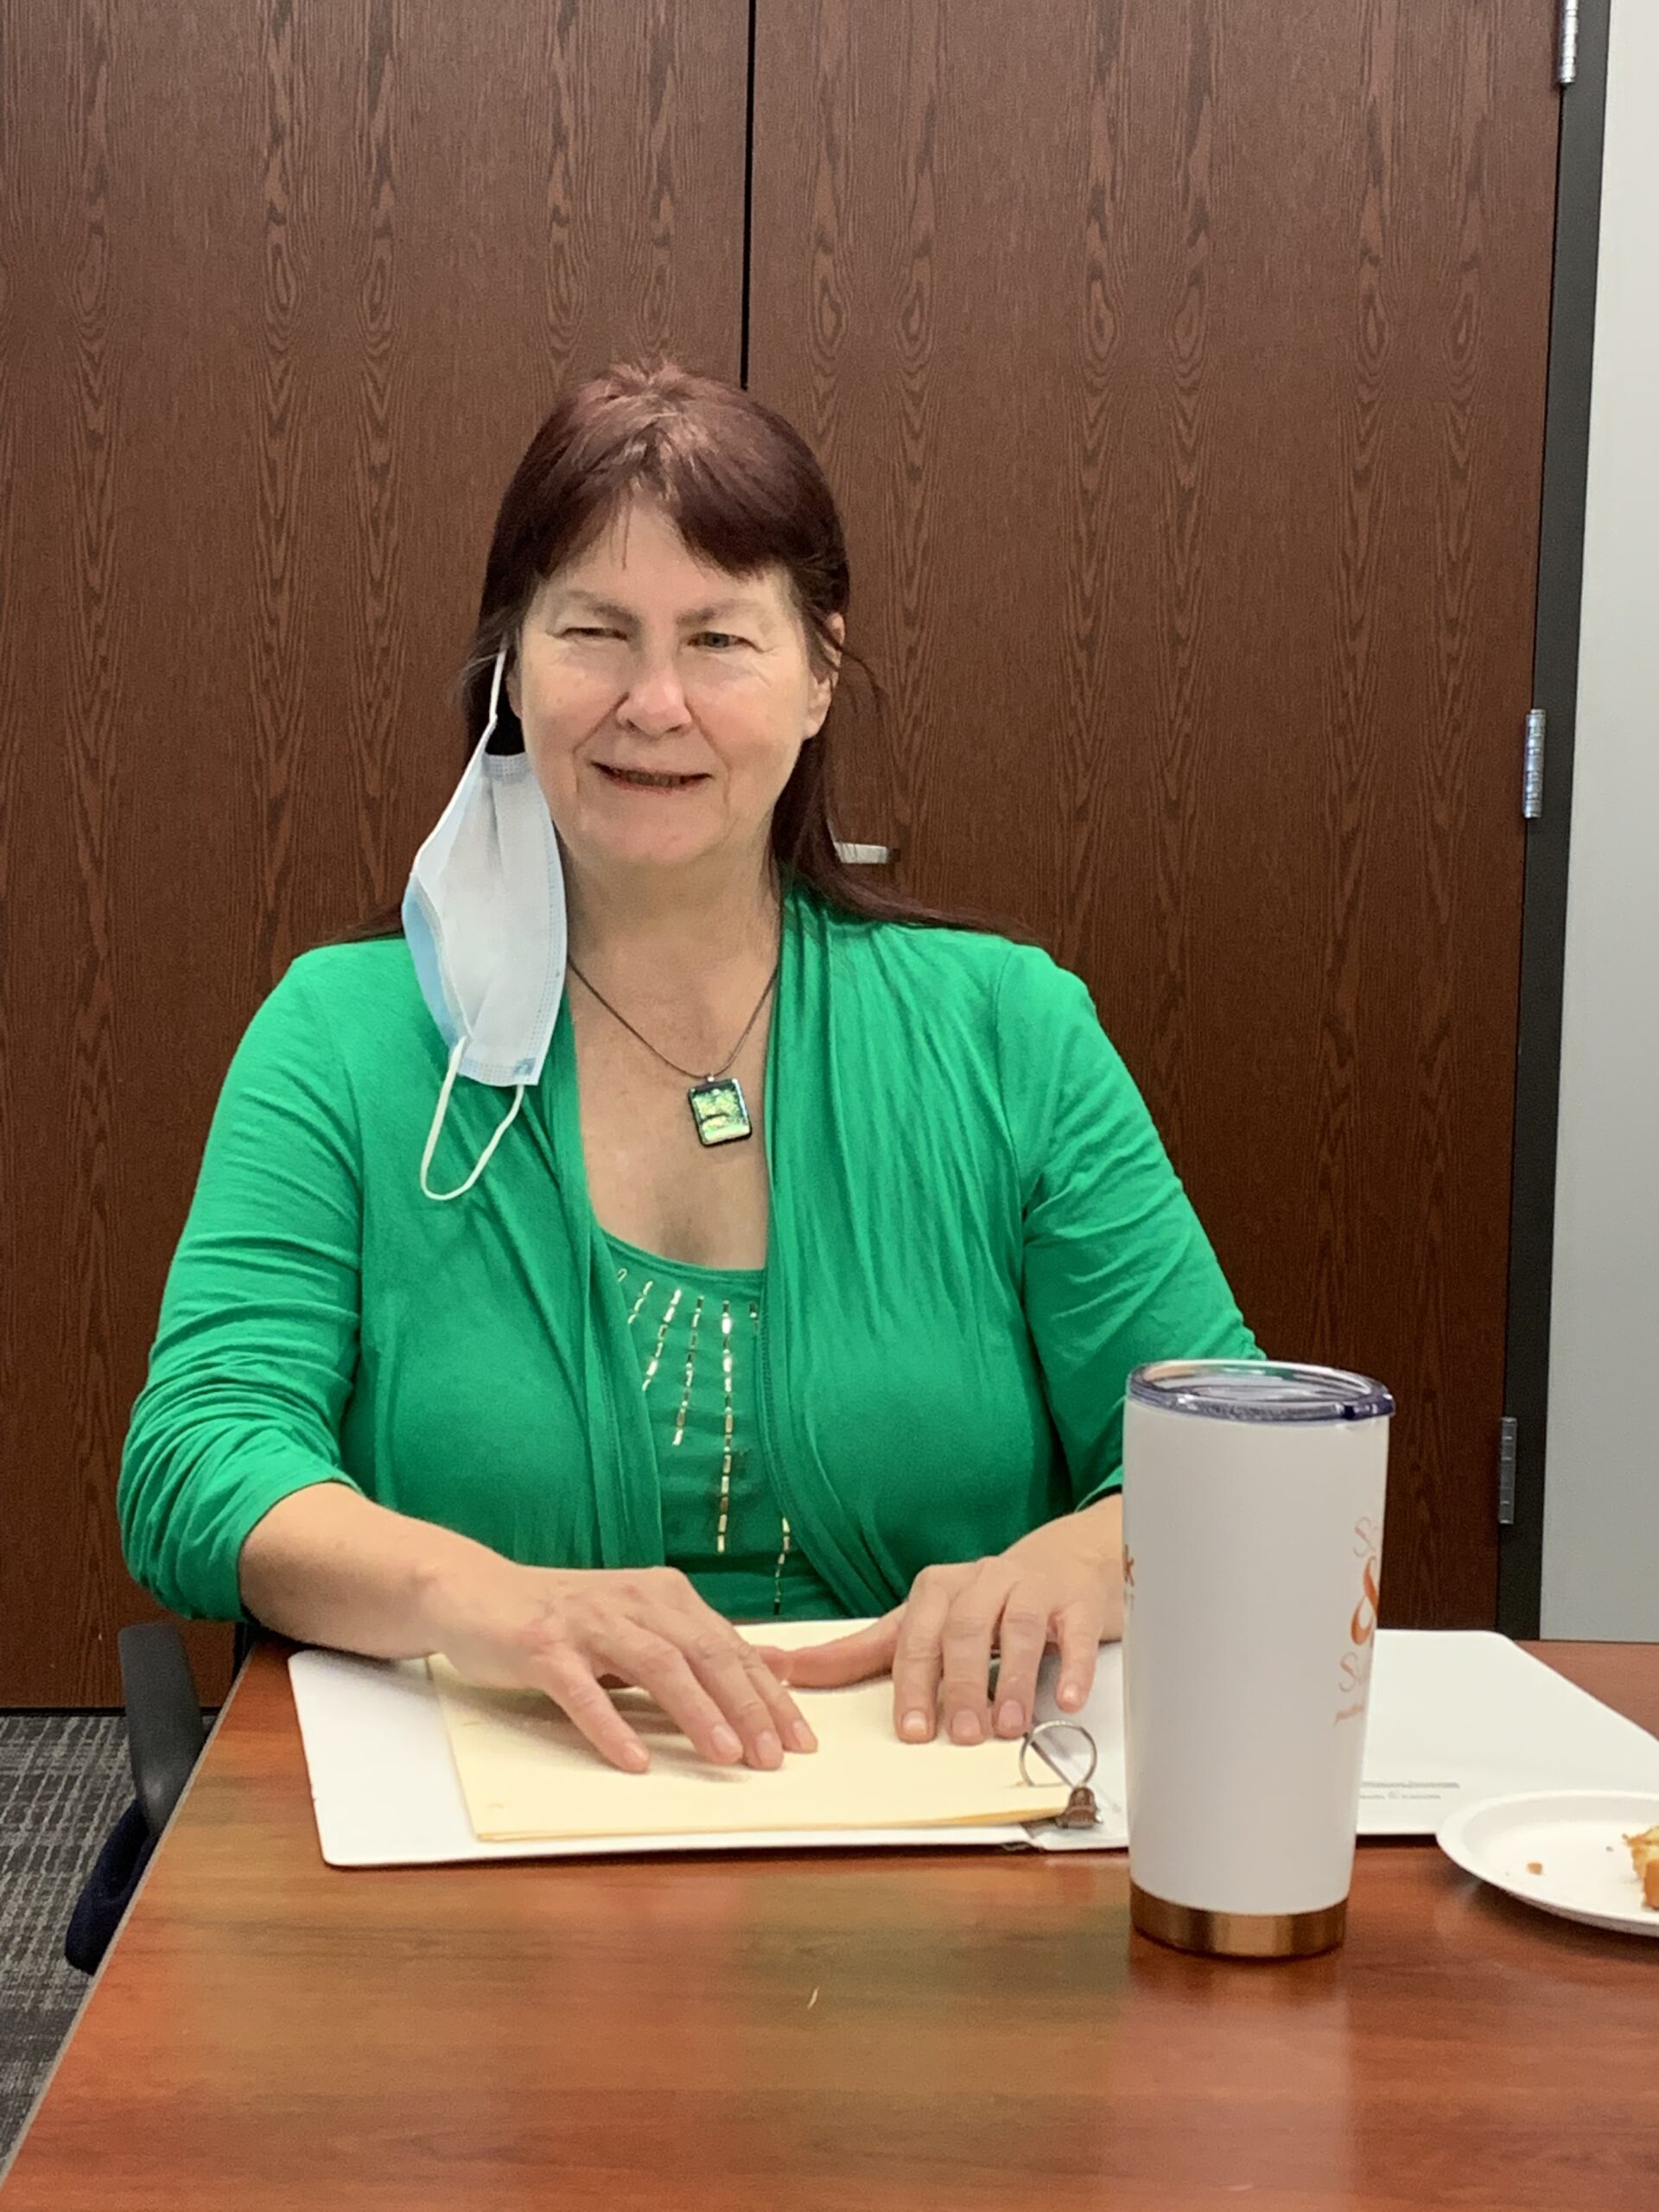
[568,957,779,1083]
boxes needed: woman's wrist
[1003,1491,1122,1574]
[411,1527,526,1649]
[1069,1491,1123,1565]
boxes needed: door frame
[1498,0,1613,1636]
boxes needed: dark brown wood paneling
[750,0,1558,1624]
[5,1637,1657,2209]
[0,0,748,1705]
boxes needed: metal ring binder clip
[1020,1719,1100,1828]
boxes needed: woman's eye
[694,631,745,650]
[562,626,620,639]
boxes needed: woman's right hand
[418,1557,817,1775]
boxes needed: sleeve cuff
[1073,1470,1124,1511]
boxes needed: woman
[118,361,1256,1777]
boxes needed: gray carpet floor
[0,1713,136,2171]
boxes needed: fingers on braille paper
[891,1575,957,1745]
[776,1611,901,1692]
[938,1599,1001,1747]
[541,1646,652,1774]
[990,1600,1051,1737]
[1054,1599,1105,1713]
[596,1625,747,1768]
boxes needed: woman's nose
[618,658,692,733]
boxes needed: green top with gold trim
[605,1231,841,1620]
[118,883,1258,1625]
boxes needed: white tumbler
[1122,1359,1392,1959]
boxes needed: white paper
[1357,1633,1659,1828]
[289,1629,1659,1869]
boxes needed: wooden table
[4,1642,1656,2209]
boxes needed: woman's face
[507,497,841,887]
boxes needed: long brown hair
[340,360,984,941]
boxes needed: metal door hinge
[1497,1416,1519,1527]
[1558,0,1580,86]
[1522,709,1546,821]
[834,841,894,865]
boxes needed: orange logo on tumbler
[1350,1554,1380,1649]
[1335,1518,1382,1722]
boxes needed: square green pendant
[687,1077,753,1147]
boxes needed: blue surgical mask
[403,647,567,1199]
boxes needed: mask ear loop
[480,641,507,742]
[420,1037,527,1204]
[416,641,524,1202]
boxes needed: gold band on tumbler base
[1130,1881,1348,1960]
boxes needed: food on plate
[1624,1824,1659,1910]
[1525,1860,1543,1876]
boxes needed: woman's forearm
[238,1484,1123,1669]
[237,1480,505,1659]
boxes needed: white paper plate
[1437,1790,1659,1936]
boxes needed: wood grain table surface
[3,1640,1656,2210]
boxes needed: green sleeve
[117,959,366,1622]
[995,945,1259,1509]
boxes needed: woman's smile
[594,760,711,792]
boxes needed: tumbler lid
[1127,1358,1394,1423]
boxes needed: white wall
[1541,0,1659,1638]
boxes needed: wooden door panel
[750,0,1558,1624]
[0,0,749,1704]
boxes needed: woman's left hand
[767,1497,1123,1745]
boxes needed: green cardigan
[118,886,1256,1624]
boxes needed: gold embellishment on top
[750,1300,783,1600]
[772,1516,792,1617]
[625,1276,655,1329]
[671,1295,704,1447]
[715,1300,734,1553]
[641,1287,682,1393]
